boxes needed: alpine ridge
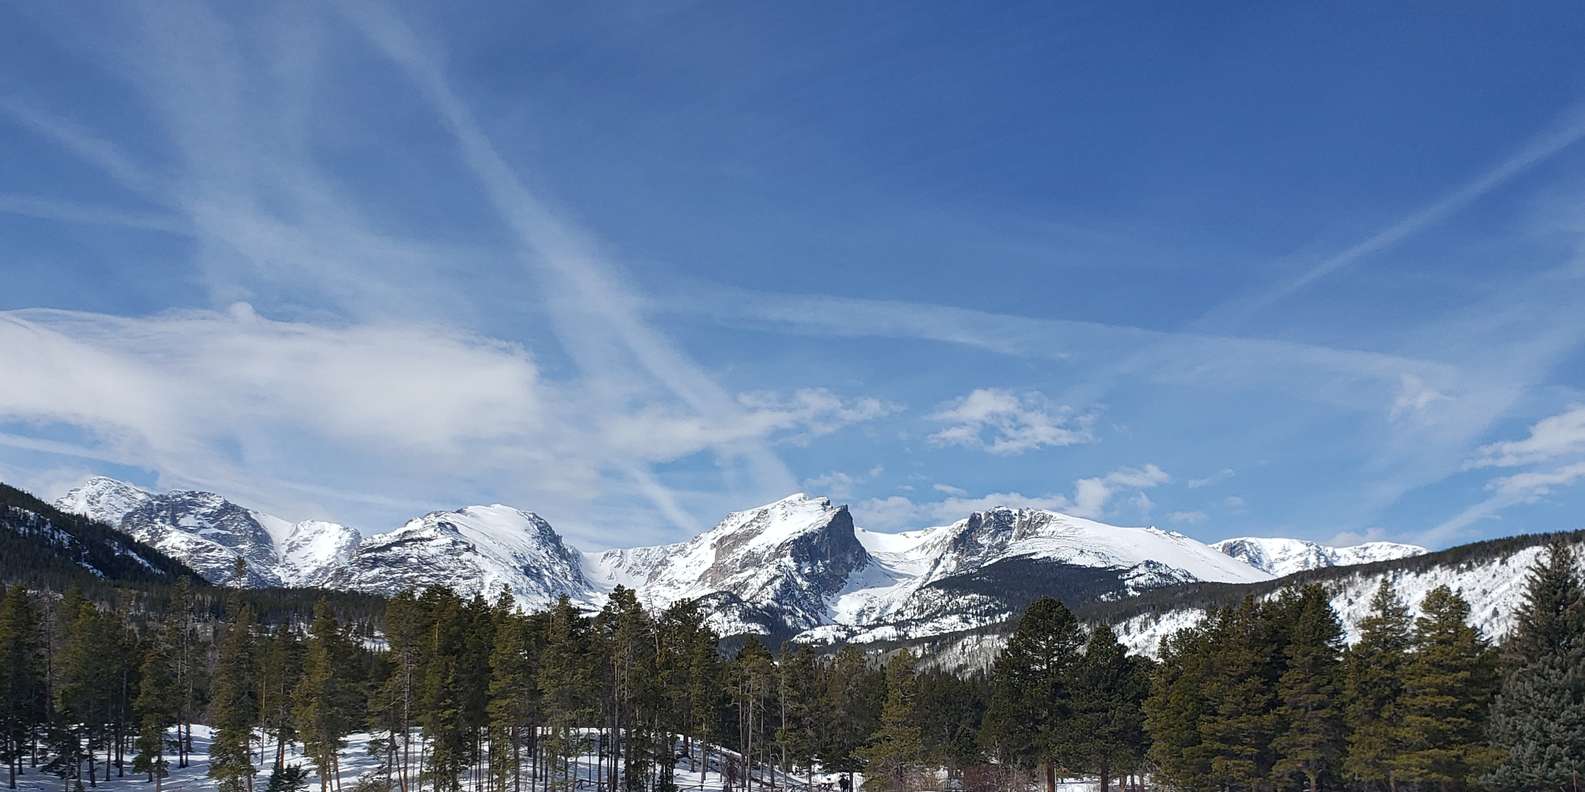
[1212,536,1427,576]
[47,475,1491,647]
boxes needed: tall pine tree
[980,597,1083,792]
[1343,578,1412,790]
[1485,539,1585,791]
[487,590,538,792]
[1069,625,1146,792]
[208,604,259,792]
[859,651,924,792]
[1393,585,1499,789]
[132,641,177,792]
[0,587,45,790]
[293,601,358,792]
[1272,585,1345,792]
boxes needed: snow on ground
[10,725,383,792]
[11,727,833,792]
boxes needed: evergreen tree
[170,578,202,770]
[656,600,717,789]
[55,600,115,787]
[536,597,592,792]
[859,651,924,792]
[774,645,820,787]
[370,592,424,792]
[1343,578,1413,790]
[1271,585,1345,792]
[0,587,45,790]
[294,601,359,792]
[487,590,538,792]
[1069,625,1146,792]
[1485,539,1585,791]
[819,647,876,788]
[132,642,177,792]
[980,597,1084,792]
[208,604,259,792]
[729,638,775,792]
[258,626,302,774]
[1393,585,1499,789]
[1144,623,1215,790]
[596,587,656,792]
[914,670,985,780]
[1196,597,1282,791]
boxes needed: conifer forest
[2,541,1584,792]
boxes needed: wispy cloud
[856,463,1169,531]
[1186,468,1236,489]
[927,388,1095,455]
[337,0,823,526]
[1467,405,1585,468]
[1206,102,1585,328]
[1424,403,1585,544]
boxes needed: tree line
[1,541,1582,792]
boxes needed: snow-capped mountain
[586,494,870,635]
[54,477,361,587]
[64,475,1523,655]
[1212,536,1426,577]
[797,507,1273,645]
[323,505,592,608]
[54,476,153,528]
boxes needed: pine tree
[1144,623,1215,790]
[1393,585,1499,789]
[208,605,258,792]
[1485,539,1585,791]
[859,651,925,792]
[487,590,538,792]
[371,592,424,792]
[774,645,819,788]
[596,587,656,792]
[1343,578,1412,790]
[729,638,775,792]
[258,626,302,774]
[131,642,177,792]
[294,601,358,792]
[55,600,115,787]
[170,578,201,770]
[820,646,876,789]
[915,669,986,780]
[536,597,591,792]
[1272,585,1345,792]
[1197,596,1283,791]
[980,597,1084,792]
[0,587,45,790]
[1069,625,1146,792]
[656,600,716,789]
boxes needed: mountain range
[52,476,1428,643]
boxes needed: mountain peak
[1212,536,1427,577]
[56,476,154,527]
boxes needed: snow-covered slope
[324,505,593,608]
[54,477,360,587]
[797,507,1272,645]
[1213,536,1426,577]
[1115,536,1582,657]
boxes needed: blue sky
[4,1,1585,550]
